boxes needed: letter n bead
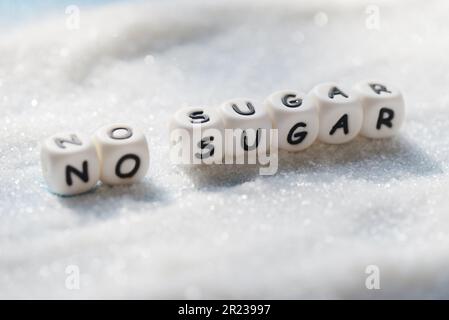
[40,132,100,196]
[93,124,149,185]
[264,90,319,151]
[352,80,405,138]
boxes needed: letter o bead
[40,132,100,196]
[264,90,319,151]
[352,80,405,138]
[93,123,149,185]
[309,83,363,144]
[169,107,224,164]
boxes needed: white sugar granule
[0,0,449,299]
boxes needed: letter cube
[264,90,319,151]
[93,123,150,185]
[309,83,363,144]
[219,98,272,158]
[169,107,224,164]
[353,80,405,138]
[40,132,100,196]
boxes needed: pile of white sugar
[1,0,449,298]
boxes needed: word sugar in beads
[169,80,405,162]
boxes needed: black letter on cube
[328,87,348,99]
[376,108,394,130]
[232,102,256,116]
[282,94,303,108]
[55,134,82,149]
[66,161,89,186]
[369,83,391,95]
[329,114,349,135]
[195,136,215,159]
[241,129,261,151]
[287,122,308,145]
[189,111,210,124]
[115,154,141,178]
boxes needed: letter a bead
[309,83,363,144]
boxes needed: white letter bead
[169,107,224,164]
[264,90,319,151]
[93,124,149,185]
[219,98,272,157]
[40,132,100,196]
[353,80,405,138]
[310,83,363,144]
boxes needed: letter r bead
[353,80,405,138]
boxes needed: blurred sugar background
[1,0,449,298]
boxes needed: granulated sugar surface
[0,0,448,298]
